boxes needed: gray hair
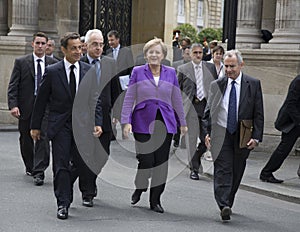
[223,49,243,64]
[84,29,103,43]
[190,43,203,51]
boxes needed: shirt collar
[87,54,101,64]
[228,72,242,86]
[33,53,45,63]
[113,44,120,51]
[192,61,202,69]
[64,58,79,71]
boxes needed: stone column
[262,0,300,49]
[8,0,39,36]
[0,0,8,35]
[236,0,264,48]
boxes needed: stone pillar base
[236,28,264,49]
[8,24,38,37]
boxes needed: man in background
[8,32,57,186]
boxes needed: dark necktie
[69,64,76,101]
[227,80,237,134]
[92,59,101,84]
[36,59,42,92]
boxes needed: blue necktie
[227,80,237,134]
[92,59,101,84]
[36,59,42,92]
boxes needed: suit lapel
[239,74,249,113]
[27,54,35,79]
[144,64,156,86]
[57,61,72,98]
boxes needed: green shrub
[198,28,223,43]
[174,23,198,43]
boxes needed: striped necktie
[195,65,204,100]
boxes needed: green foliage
[198,28,223,43]
[197,28,222,43]
[174,23,198,43]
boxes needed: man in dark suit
[203,50,264,221]
[80,29,120,207]
[178,43,218,180]
[30,32,103,220]
[260,74,300,183]
[7,32,58,185]
[45,39,61,61]
[106,30,134,140]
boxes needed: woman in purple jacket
[121,38,187,213]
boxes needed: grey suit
[178,61,217,172]
[7,54,57,176]
[203,74,264,209]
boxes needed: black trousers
[214,130,250,209]
[133,111,173,205]
[19,117,49,175]
[261,125,300,176]
[72,131,111,199]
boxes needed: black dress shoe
[220,206,231,221]
[57,206,68,220]
[190,171,199,180]
[82,198,94,207]
[131,190,142,205]
[33,176,44,186]
[150,204,164,213]
[260,174,283,183]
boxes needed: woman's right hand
[123,123,132,139]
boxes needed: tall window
[177,0,185,24]
[197,0,204,28]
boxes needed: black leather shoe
[33,176,44,186]
[82,198,94,207]
[220,206,231,221]
[190,171,199,180]
[57,206,68,220]
[150,204,164,213]
[131,190,142,205]
[260,174,283,183]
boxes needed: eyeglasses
[91,42,104,48]
[224,64,238,68]
[193,51,203,54]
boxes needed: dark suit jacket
[177,61,218,117]
[30,60,94,139]
[275,75,300,133]
[203,74,264,143]
[106,45,134,77]
[80,55,121,132]
[7,54,57,120]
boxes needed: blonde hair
[143,38,167,58]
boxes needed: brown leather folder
[239,120,253,148]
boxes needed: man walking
[30,32,103,219]
[7,32,57,185]
[204,50,264,221]
[260,74,300,183]
[178,43,217,180]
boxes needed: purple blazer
[121,64,186,134]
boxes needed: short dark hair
[107,30,119,39]
[33,32,48,42]
[212,45,225,55]
[60,32,80,49]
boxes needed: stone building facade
[0,0,299,151]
